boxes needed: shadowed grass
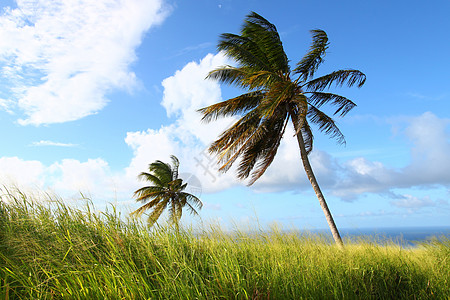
[0,187,448,299]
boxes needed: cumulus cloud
[249,112,450,198]
[2,45,450,209]
[0,53,239,201]
[331,157,400,200]
[402,112,450,185]
[0,156,45,189]
[0,0,169,125]
[48,158,112,194]
[391,195,438,209]
[0,156,125,204]
[252,130,340,193]
[0,50,243,203]
[124,53,240,193]
[125,52,348,195]
[124,49,450,202]
[331,112,450,200]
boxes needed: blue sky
[1,0,449,230]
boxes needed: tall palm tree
[131,155,203,229]
[198,12,365,246]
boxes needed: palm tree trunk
[290,114,344,247]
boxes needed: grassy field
[1,188,449,299]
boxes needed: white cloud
[0,0,169,125]
[160,53,235,144]
[2,43,450,212]
[0,156,127,204]
[391,195,436,209]
[252,128,341,193]
[125,49,450,201]
[124,125,184,180]
[48,158,112,195]
[402,112,450,185]
[31,140,77,147]
[331,157,399,199]
[161,53,224,117]
[1,52,242,203]
[0,156,45,189]
[125,53,239,193]
[327,112,450,200]
[140,52,343,194]
[0,52,240,201]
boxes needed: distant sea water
[306,226,450,247]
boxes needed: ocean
[308,226,450,246]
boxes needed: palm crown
[199,12,365,245]
[132,155,202,228]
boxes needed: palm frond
[182,201,200,216]
[182,192,202,209]
[242,70,284,90]
[301,123,314,155]
[174,201,183,225]
[236,111,287,181]
[168,178,185,192]
[294,29,329,81]
[198,91,264,123]
[206,66,248,87]
[133,186,166,202]
[241,12,290,73]
[247,116,289,185]
[259,80,295,118]
[137,172,162,187]
[131,194,164,217]
[217,33,271,71]
[209,109,262,164]
[178,193,202,217]
[216,126,263,173]
[304,69,366,92]
[170,155,180,180]
[148,161,173,185]
[307,104,345,145]
[168,199,182,226]
[210,100,288,177]
[146,200,169,226]
[306,92,356,116]
[207,66,281,91]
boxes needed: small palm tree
[131,155,202,229]
[199,12,366,246]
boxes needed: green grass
[1,187,449,299]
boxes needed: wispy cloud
[171,42,214,58]
[204,202,222,211]
[0,0,170,126]
[407,92,449,102]
[391,195,436,209]
[30,140,77,147]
